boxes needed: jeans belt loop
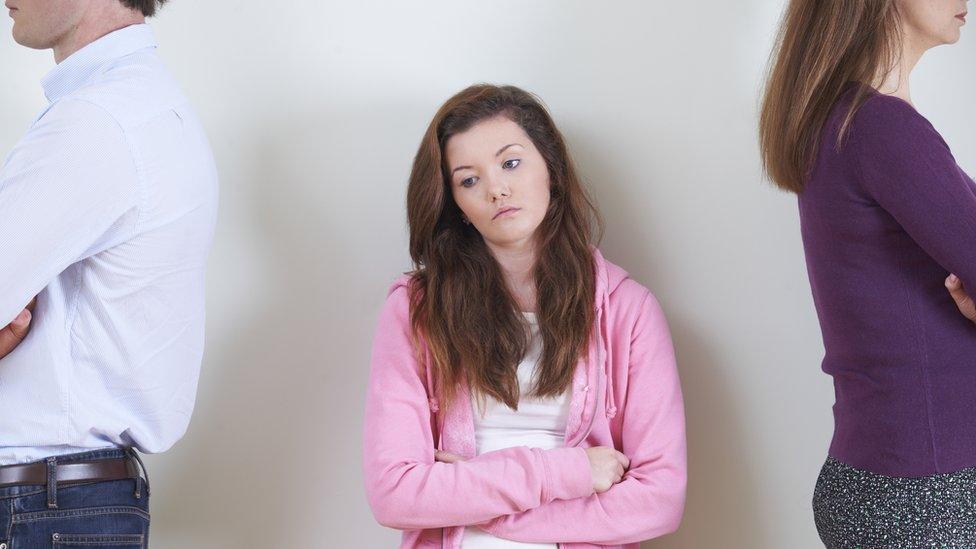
[45,456,58,509]
[126,447,150,498]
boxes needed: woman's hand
[585,446,629,493]
[945,274,976,323]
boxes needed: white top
[0,24,219,464]
[462,312,572,548]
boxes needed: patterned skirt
[813,457,976,548]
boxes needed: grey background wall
[2,1,974,547]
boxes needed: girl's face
[897,0,968,48]
[445,116,551,251]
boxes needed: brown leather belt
[0,457,140,489]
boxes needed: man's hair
[119,0,168,17]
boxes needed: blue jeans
[0,449,150,549]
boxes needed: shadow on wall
[650,316,763,549]
[146,98,414,547]
[571,136,767,549]
[542,0,793,544]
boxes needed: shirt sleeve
[851,95,976,292]
[361,285,595,531]
[0,98,140,325]
[478,290,687,545]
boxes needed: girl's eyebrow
[495,143,524,156]
[451,143,525,175]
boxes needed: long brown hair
[759,0,903,193]
[406,84,603,414]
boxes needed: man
[0,0,217,545]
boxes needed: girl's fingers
[434,450,466,463]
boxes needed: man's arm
[0,98,140,326]
[851,96,976,293]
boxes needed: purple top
[799,85,976,477]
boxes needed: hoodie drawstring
[426,361,438,414]
[599,290,617,420]
[420,338,439,414]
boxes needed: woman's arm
[362,285,594,531]
[478,290,687,545]
[852,96,976,293]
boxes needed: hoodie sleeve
[479,289,687,545]
[362,284,594,531]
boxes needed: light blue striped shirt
[0,24,218,465]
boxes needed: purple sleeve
[851,95,976,291]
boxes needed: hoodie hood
[387,247,631,452]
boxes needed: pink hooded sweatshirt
[363,248,686,548]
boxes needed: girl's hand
[585,446,629,493]
[434,450,466,463]
[946,274,976,323]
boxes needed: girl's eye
[502,159,521,170]
[460,176,478,188]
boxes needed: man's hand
[0,297,37,359]
[945,274,976,323]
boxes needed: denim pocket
[51,532,144,547]
[9,505,149,549]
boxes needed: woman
[760,1,976,546]
[362,85,686,548]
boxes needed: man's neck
[52,7,145,64]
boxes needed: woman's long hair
[759,0,902,193]
[407,84,603,413]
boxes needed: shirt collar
[41,23,157,103]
